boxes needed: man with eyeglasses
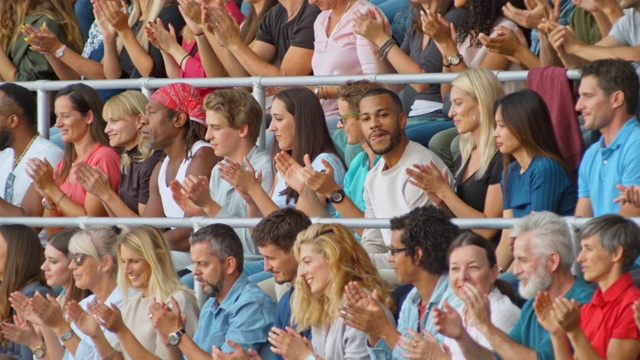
[0,83,62,217]
[339,206,463,359]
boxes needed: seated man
[574,59,640,217]
[437,212,594,360]
[0,83,63,217]
[150,224,276,359]
[538,214,640,359]
[340,206,463,359]
[171,88,273,256]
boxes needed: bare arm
[0,185,43,217]
[496,209,514,271]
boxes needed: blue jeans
[405,117,456,150]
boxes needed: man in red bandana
[94,83,220,270]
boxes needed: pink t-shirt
[312,0,383,118]
[56,143,120,214]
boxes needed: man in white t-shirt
[358,88,452,270]
[0,83,62,216]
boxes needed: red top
[56,143,120,215]
[580,272,640,359]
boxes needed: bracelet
[54,193,66,206]
[378,37,396,60]
[178,54,190,68]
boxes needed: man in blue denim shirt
[150,224,276,359]
[341,205,463,359]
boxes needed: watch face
[168,334,179,346]
[332,192,343,202]
[34,347,45,357]
[449,54,463,65]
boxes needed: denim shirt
[192,273,276,359]
[367,275,463,359]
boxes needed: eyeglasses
[337,111,360,125]
[387,247,408,256]
[68,253,88,266]
[3,172,15,203]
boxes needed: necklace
[12,134,38,170]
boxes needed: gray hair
[190,224,244,272]
[69,226,120,278]
[510,211,574,270]
[579,214,640,272]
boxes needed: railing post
[252,78,267,150]
[37,87,51,139]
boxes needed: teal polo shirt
[336,151,380,216]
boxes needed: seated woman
[17,226,125,360]
[494,89,576,270]
[97,0,185,79]
[268,223,395,359]
[406,68,504,243]
[26,84,120,226]
[4,228,90,360]
[399,232,521,359]
[0,0,82,81]
[223,87,346,218]
[0,225,52,360]
[353,0,465,151]
[75,90,163,216]
[76,226,200,359]
[535,215,640,360]
[145,0,246,97]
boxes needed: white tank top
[158,140,211,217]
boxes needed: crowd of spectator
[1,0,640,358]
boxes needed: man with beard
[149,224,276,359]
[435,211,594,360]
[357,88,451,271]
[0,83,62,216]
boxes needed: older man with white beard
[434,212,594,360]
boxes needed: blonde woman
[82,226,200,360]
[96,0,186,79]
[75,91,162,215]
[269,224,394,359]
[406,68,505,242]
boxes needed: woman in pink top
[311,0,385,118]
[145,0,247,98]
[26,84,120,225]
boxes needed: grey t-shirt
[608,8,640,75]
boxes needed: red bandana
[150,83,206,126]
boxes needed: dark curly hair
[457,0,506,48]
[390,206,460,275]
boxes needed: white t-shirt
[0,136,63,206]
[361,141,452,269]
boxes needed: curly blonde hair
[291,224,393,330]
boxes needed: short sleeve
[577,147,593,198]
[87,147,121,192]
[620,139,640,187]
[289,3,320,50]
[136,152,162,205]
[529,157,572,212]
[608,10,634,46]
[256,6,279,46]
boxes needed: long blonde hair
[451,68,504,179]
[291,224,393,330]
[118,0,172,52]
[116,226,189,302]
[102,90,154,174]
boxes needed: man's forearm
[478,323,539,360]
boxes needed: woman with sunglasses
[14,226,124,360]
[71,226,200,359]
[0,225,52,360]
[4,228,91,360]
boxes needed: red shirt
[580,273,640,358]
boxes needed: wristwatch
[326,189,346,204]
[168,328,186,346]
[58,328,74,343]
[41,197,54,210]
[33,343,46,359]
[55,44,67,58]
[443,53,464,67]
[304,353,320,360]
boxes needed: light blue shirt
[65,287,129,360]
[192,273,276,359]
[578,117,640,215]
[367,275,463,359]
[508,277,594,360]
[337,151,380,216]
[210,146,274,255]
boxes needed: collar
[592,272,634,305]
[409,274,450,307]
[124,145,140,156]
[599,117,639,151]
[212,273,250,312]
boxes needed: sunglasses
[337,111,360,125]
[68,253,88,266]
[387,247,408,256]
